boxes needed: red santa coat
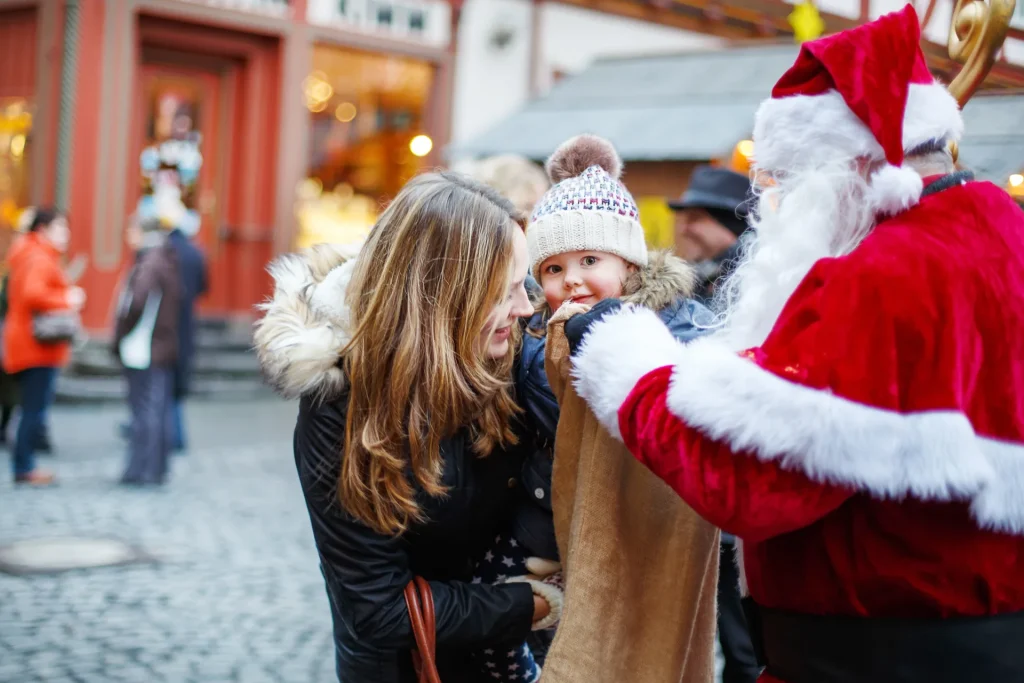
[571,179,1024,679]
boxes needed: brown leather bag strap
[404,578,442,683]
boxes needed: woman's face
[43,216,71,253]
[481,229,532,359]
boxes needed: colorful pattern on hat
[531,165,640,224]
[527,164,648,276]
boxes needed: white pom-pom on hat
[869,164,924,217]
[545,134,623,183]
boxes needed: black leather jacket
[294,391,536,682]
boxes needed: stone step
[55,374,273,405]
[71,345,261,379]
[196,327,254,353]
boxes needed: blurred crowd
[2,198,207,488]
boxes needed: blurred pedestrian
[465,154,550,217]
[166,210,207,452]
[0,272,18,446]
[3,208,86,486]
[669,166,752,305]
[114,216,180,486]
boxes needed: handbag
[119,291,163,370]
[32,311,80,344]
[403,576,442,683]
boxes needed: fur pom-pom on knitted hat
[545,134,623,184]
[528,135,647,276]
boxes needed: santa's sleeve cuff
[570,305,687,440]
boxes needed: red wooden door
[130,61,233,314]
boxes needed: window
[0,98,34,235]
[297,46,435,248]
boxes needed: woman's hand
[66,286,86,311]
[532,595,551,624]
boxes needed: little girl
[472,134,714,682]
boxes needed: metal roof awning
[451,44,1024,183]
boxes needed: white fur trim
[253,250,357,399]
[753,82,963,171]
[506,577,564,631]
[570,306,686,441]
[310,259,358,321]
[869,164,924,216]
[661,339,1024,535]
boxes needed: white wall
[451,0,533,144]
[534,3,724,93]
[451,0,723,145]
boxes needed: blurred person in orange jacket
[3,208,86,486]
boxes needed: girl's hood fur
[621,250,695,310]
[253,243,362,400]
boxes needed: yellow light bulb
[335,102,357,123]
[409,135,433,158]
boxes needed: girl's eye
[544,264,562,275]
[582,256,599,266]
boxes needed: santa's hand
[565,298,623,354]
[525,557,561,578]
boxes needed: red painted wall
[68,1,113,330]
[0,8,37,99]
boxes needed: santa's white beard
[712,161,879,351]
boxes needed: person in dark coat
[166,223,207,451]
[670,166,758,683]
[670,166,753,307]
[113,217,180,486]
[253,173,559,683]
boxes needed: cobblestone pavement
[0,400,338,683]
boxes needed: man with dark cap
[671,165,759,683]
[670,165,752,306]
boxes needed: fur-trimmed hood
[253,243,362,400]
[621,250,695,310]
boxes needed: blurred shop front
[4,0,457,332]
[297,43,439,249]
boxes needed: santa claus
[565,5,1024,682]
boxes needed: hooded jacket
[514,251,715,561]
[2,233,74,374]
[254,245,536,683]
[537,252,721,683]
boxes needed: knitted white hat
[528,135,648,277]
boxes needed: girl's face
[42,216,71,253]
[481,229,533,359]
[539,250,632,311]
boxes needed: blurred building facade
[2,0,1022,330]
[451,0,1024,250]
[0,0,458,331]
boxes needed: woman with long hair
[255,172,556,681]
[3,207,86,485]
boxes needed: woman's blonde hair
[340,171,523,536]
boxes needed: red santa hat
[753,4,963,215]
